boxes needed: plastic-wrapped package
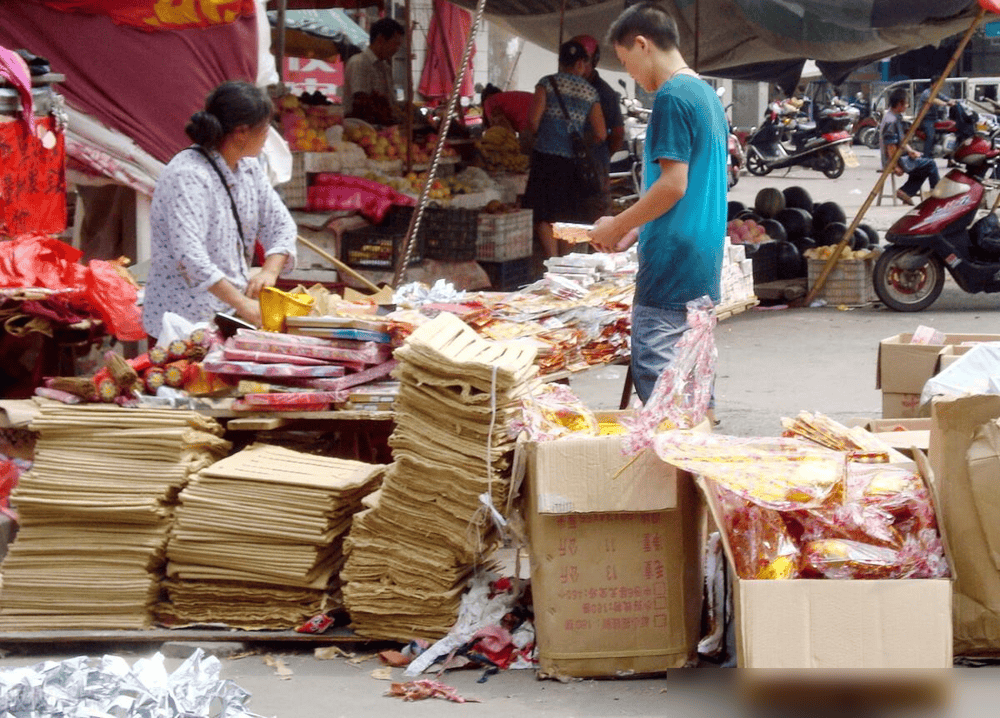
[715,485,800,580]
[653,432,846,510]
[511,383,599,441]
[623,297,717,454]
[800,538,907,579]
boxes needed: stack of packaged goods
[652,430,950,581]
[160,443,383,629]
[341,312,537,640]
[202,325,397,412]
[0,405,229,629]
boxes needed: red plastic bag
[307,173,415,221]
[0,234,85,288]
[84,260,145,341]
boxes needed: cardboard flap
[967,421,1000,571]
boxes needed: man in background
[343,18,404,120]
[918,76,955,158]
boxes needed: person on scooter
[880,88,939,206]
[918,77,956,159]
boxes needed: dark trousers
[901,157,940,197]
[921,118,937,158]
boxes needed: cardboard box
[524,418,702,677]
[936,344,976,373]
[877,333,1000,395]
[865,417,931,457]
[700,458,953,669]
[882,391,923,419]
[930,395,1000,655]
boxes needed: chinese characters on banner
[283,56,344,101]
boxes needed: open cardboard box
[699,451,954,669]
[864,417,931,457]
[521,412,705,678]
[930,394,1000,655]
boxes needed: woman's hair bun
[185,110,224,147]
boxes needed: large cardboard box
[700,458,953,669]
[524,418,702,678]
[930,395,1000,655]
[881,391,923,419]
[877,333,1000,395]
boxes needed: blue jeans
[921,117,937,158]
[900,156,939,198]
[631,303,715,408]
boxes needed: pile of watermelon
[725,186,880,280]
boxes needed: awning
[268,8,369,61]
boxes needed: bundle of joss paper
[201,324,397,412]
[652,425,950,581]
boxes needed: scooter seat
[795,121,817,132]
[934,120,956,131]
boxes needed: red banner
[37,0,255,31]
[0,116,66,237]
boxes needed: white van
[872,77,1000,117]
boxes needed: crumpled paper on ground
[0,648,268,717]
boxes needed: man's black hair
[606,3,680,52]
[370,17,404,43]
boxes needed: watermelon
[775,241,804,279]
[754,187,786,219]
[727,200,746,221]
[759,218,787,243]
[774,208,811,242]
[794,236,818,253]
[735,209,763,223]
[812,201,847,235]
[782,186,814,213]
[817,222,848,247]
[859,223,879,248]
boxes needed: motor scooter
[873,129,1000,311]
[609,80,649,206]
[745,101,858,178]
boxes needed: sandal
[896,189,915,206]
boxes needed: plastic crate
[476,209,533,261]
[480,257,536,291]
[341,224,423,270]
[807,257,876,305]
[421,207,480,261]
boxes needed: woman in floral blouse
[142,81,296,338]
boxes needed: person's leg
[901,158,938,196]
[629,303,691,405]
[922,119,936,158]
[536,221,558,258]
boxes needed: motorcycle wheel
[822,149,845,179]
[746,149,771,176]
[860,126,880,150]
[873,246,946,312]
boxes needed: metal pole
[404,0,414,174]
[391,0,487,287]
[802,5,988,306]
[276,0,287,84]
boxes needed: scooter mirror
[717,86,726,98]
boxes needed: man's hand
[589,216,639,253]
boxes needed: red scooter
[873,134,1000,311]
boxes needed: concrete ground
[3,147,1000,716]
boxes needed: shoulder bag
[549,78,604,198]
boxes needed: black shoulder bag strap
[549,77,584,141]
[189,146,247,246]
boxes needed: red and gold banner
[37,0,255,31]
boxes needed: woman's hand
[234,294,262,327]
[245,267,279,300]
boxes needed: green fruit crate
[807,257,876,305]
[477,209,533,261]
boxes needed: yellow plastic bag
[259,286,314,332]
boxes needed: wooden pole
[802,5,988,306]
[558,0,567,49]
[296,235,382,293]
[276,0,287,84]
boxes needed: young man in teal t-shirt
[590,2,727,406]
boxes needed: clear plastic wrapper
[511,383,599,441]
[623,297,716,454]
[715,485,800,580]
[654,432,846,510]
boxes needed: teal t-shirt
[635,74,727,310]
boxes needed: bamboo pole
[296,235,382,293]
[802,5,988,306]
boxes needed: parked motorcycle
[723,100,744,188]
[745,100,858,178]
[912,100,978,160]
[873,119,1000,311]
[609,80,649,206]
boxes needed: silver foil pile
[0,648,267,717]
